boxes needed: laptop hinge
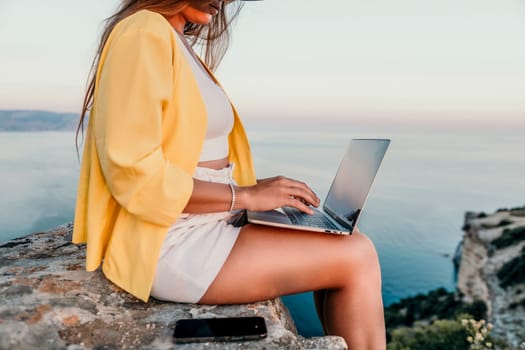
[324,205,353,231]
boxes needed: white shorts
[150,164,241,303]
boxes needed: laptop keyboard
[282,207,340,230]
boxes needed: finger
[286,187,320,208]
[287,188,318,208]
[282,179,320,205]
[271,177,319,206]
[286,196,314,214]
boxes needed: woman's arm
[184,176,320,214]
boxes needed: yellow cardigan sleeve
[92,25,193,227]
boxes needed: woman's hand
[237,176,320,214]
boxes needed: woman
[73,1,386,348]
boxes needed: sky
[0,0,524,127]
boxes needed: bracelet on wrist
[228,183,236,212]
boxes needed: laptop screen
[324,139,390,229]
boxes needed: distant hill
[0,110,79,131]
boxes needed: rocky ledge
[457,208,525,347]
[0,224,346,350]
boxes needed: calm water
[1,126,524,336]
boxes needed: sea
[1,123,524,336]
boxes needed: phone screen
[173,317,267,343]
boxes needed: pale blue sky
[1,0,524,126]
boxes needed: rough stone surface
[0,223,347,350]
[457,210,525,347]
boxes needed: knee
[339,231,380,273]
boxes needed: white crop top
[174,32,234,162]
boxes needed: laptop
[246,139,390,235]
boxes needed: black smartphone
[173,316,267,344]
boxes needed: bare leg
[199,224,386,350]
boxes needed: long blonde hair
[75,0,243,157]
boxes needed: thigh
[198,223,378,304]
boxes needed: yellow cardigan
[72,10,256,302]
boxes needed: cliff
[0,224,346,350]
[0,110,77,131]
[457,208,525,347]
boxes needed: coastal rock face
[457,209,525,347]
[0,110,77,131]
[0,224,347,350]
